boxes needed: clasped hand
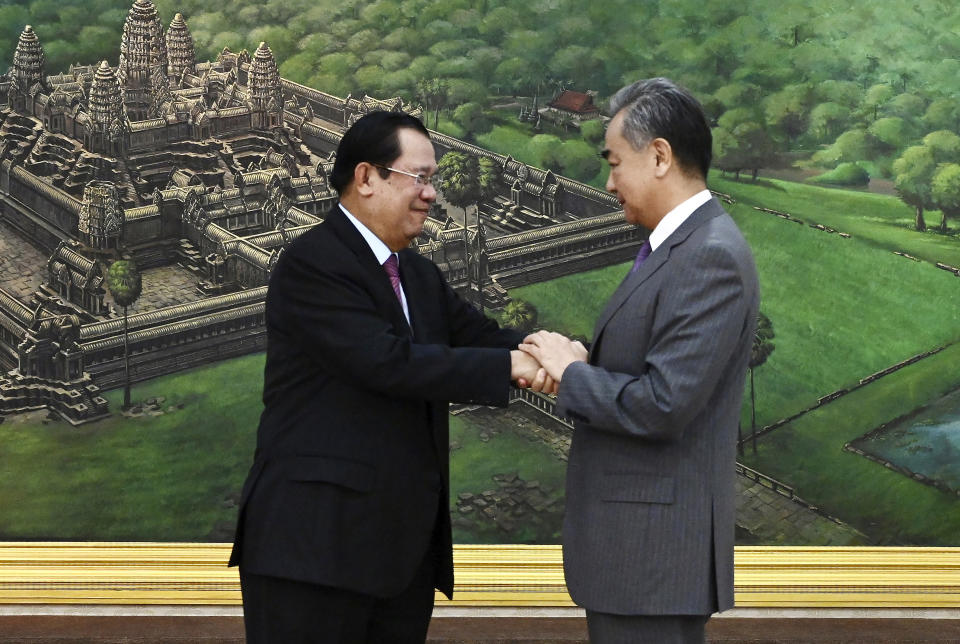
[510,331,588,395]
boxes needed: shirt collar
[648,189,712,251]
[339,203,394,266]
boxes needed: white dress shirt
[339,203,411,324]
[648,189,712,251]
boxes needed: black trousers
[240,548,437,644]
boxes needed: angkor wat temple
[0,0,641,424]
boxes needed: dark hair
[609,78,712,179]
[329,111,430,194]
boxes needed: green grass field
[448,411,565,544]
[741,343,960,545]
[0,354,264,541]
[711,175,960,267]
[0,354,566,543]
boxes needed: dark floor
[1,616,960,643]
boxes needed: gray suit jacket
[556,198,759,616]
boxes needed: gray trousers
[585,611,709,644]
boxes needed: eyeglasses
[373,164,438,189]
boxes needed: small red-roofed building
[542,89,600,125]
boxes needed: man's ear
[354,162,376,197]
[651,138,672,178]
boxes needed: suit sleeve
[556,242,751,441]
[269,247,516,405]
[434,262,527,350]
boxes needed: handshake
[510,330,589,395]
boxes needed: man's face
[603,111,659,229]
[369,128,438,252]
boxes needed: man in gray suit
[520,78,759,643]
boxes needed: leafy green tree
[932,163,960,233]
[580,119,605,145]
[445,77,486,105]
[355,65,390,96]
[499,299,539,335]
[280,53,319,85]
[381,26,421,51]
[868,117,912,153]
[415,78,449,130]
[478,6,520,39]
[559,139,601,182]
[922,130,960,162]
[422,19,459,43]
[817,79,862,109]
[747,311,775,455]
[436,56,480,80]
[808,102,849,143]
[812,129,876,167]
[0,6,30,43]
[526,134,563,173]
[28,0,60,25]
[492,57,536,96]
[923,98,960,132]
[468,46,503,86]
[884,93,926,120]
[860,83,894,121]
[712,126,744,178]
[549,45,602,84]
[452,102,490,138]
[713,82,763,110]
[106,260,143,410]
[359,0,404,32]
[75,26,116,68]
[449,8,481,31]
[892,145,935,231]
[248,26,297,63]
[716,109,778,180]
[209,31,244,56]
[764,83,813,143]
[437,151,497,214]
[732,121,778,180]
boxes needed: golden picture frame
[1,543,959,608]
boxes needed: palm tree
[748,312,775,455]
[437,152,498,215]
[500,299,538,334]
[415,78,448,130]
[106,260,143,409]
[438,152,499,310]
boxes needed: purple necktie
[383,254,403,303]
[630,240,652,274]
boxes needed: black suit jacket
[229,207,524,599]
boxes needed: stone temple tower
[86,62,126,154]
[8,25,46,112]
[117,0,169,121]
[79,181,123,250]
[248,42,284,130]
[166,13,196,81]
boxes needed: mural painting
[0,0,959,549]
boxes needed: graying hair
[608,77,712,178]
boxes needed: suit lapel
[591,199,725,350]
[325,207,412,336]
[398,250,430,342]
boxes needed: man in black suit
[230,111,545,643]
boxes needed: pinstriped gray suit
[556,197,758,617]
